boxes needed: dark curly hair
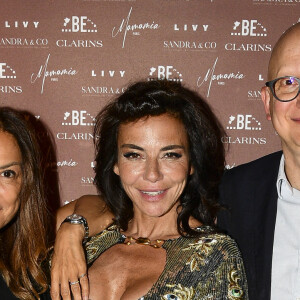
[93,80,225,236]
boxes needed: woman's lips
[139,189,167,201]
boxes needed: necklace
[123,235,165,248]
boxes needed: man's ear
[113,163,120,175]
[261,86,272,121]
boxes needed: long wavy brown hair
[0,107,50,299]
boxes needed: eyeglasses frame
[265,76,300,102]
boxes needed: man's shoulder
[225,151,282,178]
[221,151,282,188]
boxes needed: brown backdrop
[1,0,299,204]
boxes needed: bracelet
[62,214,89,244]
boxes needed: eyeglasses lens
[274,77,299,101]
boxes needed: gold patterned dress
[85,225,248,300]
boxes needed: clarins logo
[0,86,22,94]
[112,7,160,48]
[197,57,245,97]
[56,40,103,48]
[222,136,266,145]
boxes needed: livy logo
[173,24,209,32]
[4,21,39,29]
[91,70,126,78]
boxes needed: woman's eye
[1,170,16,178]
[123,152,140,159]
[164,152,182,159]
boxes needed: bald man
[218,23,300,300]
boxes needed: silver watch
[62,214,89,243]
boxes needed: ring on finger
[79,273,87,279]
[69,280,80,285]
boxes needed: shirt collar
[276,154,300,200]
[276,154,293,199]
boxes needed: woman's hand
[50,223,89,300]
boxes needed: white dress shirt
[271,155,300,300]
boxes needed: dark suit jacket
[217,151,282,300]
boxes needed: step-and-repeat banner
[1,0,299,204]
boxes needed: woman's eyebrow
[120,144,144,151]
[0,162,22,170]
[161,145,185,151]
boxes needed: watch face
[69,214,82,222]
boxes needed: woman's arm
[50,195,114,300]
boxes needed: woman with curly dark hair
[0,107,51,299]
[51,80,248,300]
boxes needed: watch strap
[62,214,89,243]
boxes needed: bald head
[268,23,300,80]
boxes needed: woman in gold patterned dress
[51,80,248,300]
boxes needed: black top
[0,275,51,300]
[0,275,19,300]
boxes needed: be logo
[62,111,95,126]
[62,16,97,33]
[231,20,267,37]
[0,63,16,79]
[149,66,183,82]
[226,114,261,131]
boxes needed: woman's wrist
[58,221,86,243]
[61,214,89,243]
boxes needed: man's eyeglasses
[265,76,300,102]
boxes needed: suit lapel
[253,152,281,299]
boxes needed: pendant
[124,236,165,248]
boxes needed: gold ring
[69,280,80,285]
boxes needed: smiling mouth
[141,190,165,196]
